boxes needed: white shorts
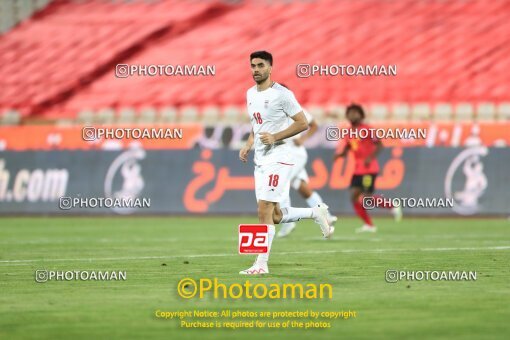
[254,161,294,203]
[291,168,309,190]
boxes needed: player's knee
[257,202,272,221]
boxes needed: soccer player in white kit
[238,51,333,275]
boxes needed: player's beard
[253,72,269,84]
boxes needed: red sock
[353,200,373,226]
[372,194,393,209]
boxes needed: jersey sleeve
[336,127,351,153]
[281,90,302,117]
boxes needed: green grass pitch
[0,216,509,339]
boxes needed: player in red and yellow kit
[334,104,402,232]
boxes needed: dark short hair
[346,103,365,118]
[250,51,273,66]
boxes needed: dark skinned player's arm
[334,143,351,159]
[366,140,383,163]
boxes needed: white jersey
[246,82,303,165]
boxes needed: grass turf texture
[0,217,509,340]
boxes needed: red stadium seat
[0,0,508,121]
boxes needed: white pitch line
[0,246,509,266]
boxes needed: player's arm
[334,143,351,159]
[260,112,308,145]
[294,119,318,146]
[239,129,254,163]
[364,140,383,166]
[260,90,307,145]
